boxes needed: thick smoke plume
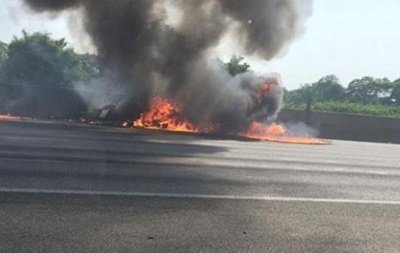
[23,0,313,131]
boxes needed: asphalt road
[0,120,400,253]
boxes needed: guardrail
[278,109,400,143]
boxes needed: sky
[1,0,399,90]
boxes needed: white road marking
[1,188,400,205]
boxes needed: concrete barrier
[278,109,400,144]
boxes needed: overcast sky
[1,0,399,90]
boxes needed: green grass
[285,101,400,118]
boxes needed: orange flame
[240,122,327,144]
[133,96,198,132]
[0,114,19,120]
[130,96,327,144]
[258,79,278,96]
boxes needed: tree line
[0,31,399,118]
[221,56,400,118]
[285,75,400,117]
[0,31,101,118]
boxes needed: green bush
[311,101,400,118]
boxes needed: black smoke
[23,0,312,131]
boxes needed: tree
[3,31,100,87]
[222,55,251,76]
[285,75,344,110]
[0,42,8,81]
[284,84,314,110]
[284,75,400,118]
[4,31,67,86]
[346,76,392,104]
[0,31,102,118]
[391,79,400,105]
[313,75,345,102]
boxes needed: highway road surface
[0,119,400,253]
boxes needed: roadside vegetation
[0,31,100,117]
[1,31,399,118]
[284,75,400,118]
[221,57,400,118]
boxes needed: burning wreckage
[12,0,325,144]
